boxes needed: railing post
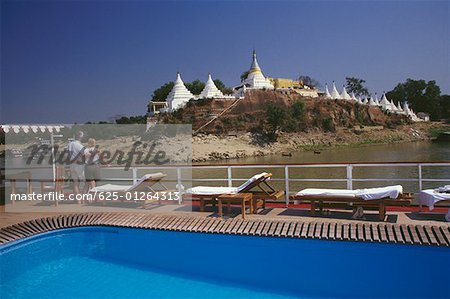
[418,164,422,191]
[177,167,182,204]
[227,166,232,187]
[132,167,138,184]
[346,164,353,190]
[284,166,290,207]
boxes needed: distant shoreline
[192,122,448,162]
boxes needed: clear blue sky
[1,0,449,124]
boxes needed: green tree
[439,95,450,120]
[240,71,249,82]
[265,104,287,141]
[345,77,370,97]
[151,82,174,101]
[213,79,233,94]
[185,79,205,95]
[292,100,305,116]
[386,79,442,120]
[115,115,146,124]
[298,75,321,88]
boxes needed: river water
[205,141,450,165]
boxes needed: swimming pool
[1,226,449,298]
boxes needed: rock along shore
[192,123,446,162]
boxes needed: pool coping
[0,213,449,247]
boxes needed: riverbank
[192,122,448,162]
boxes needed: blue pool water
[1,227,449,299]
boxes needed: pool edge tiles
[0,213,449,247]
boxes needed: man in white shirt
[68,131,85,196]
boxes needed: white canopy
[1,125,64,134]
[368,96,377,106]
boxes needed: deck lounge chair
[290,185,412,221]
[90,172,168,205]
[184,172,284,212]
[419,187,450,222]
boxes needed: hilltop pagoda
[165,73,194,110]
[330,81,341,99]
[199,74,224,99]
[239,50,274,90]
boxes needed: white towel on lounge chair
[296,188,358,199]
[185,186,238,195]
[90,172,165,193]
[237,172,269,192]
[434,185,450,193]
[356,185,403,200]
[296,185,403,200]
[185,172,269,195]
[419,189,450,210]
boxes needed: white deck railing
[6,162,450,205]
[98,162,450,205]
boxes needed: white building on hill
[165,73,194,111]
[241,50,274,90]
[330,81,341,99]
[341,86,351,100]
[199,74,224,99]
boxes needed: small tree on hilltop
[345,77,370,97]
[240,71,249,82]
[151,82,174,101]
[386,79,442,120]
[185,79,205,95]
[298,75,321,88]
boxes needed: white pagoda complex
[165,73,194,110]
[239,50,274,90]
[199,74,224,99]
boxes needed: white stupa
[397,102,404,113]
[350,92,357,102]
[374,93,381,106]
[331,81,341,99]
[241,50,274,89]
[368,96,377,106]
[390,100,398,112]
[379,93,391,110]
[324,83,332,99]
[362,97,368,105]
[165,72,195,110]
[403,102,411,114]
[199,74,224,99]
[357,96,363,104]
[341,86,351,100]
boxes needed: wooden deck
[1,213,449,247]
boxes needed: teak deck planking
[0,213,449,247]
